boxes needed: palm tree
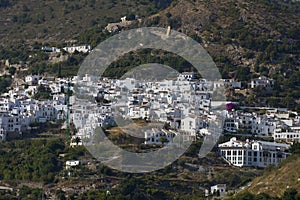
[73,137,81,145]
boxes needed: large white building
[219,137,290,168]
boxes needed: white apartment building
[219,137,290,168]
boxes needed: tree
[56,189,66,200]
[8,67,16,75]
[127,13,136,21]
[282,188,298,200]
[166,12,172,18]
[159,136,169,145]
[0,75,12,94]
[73,137,81,145]
[33,85,52,100]
[234,66,251,81]
[289,143,300,154]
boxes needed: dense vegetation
[0,0,175,46]
[33,85,52,100]
[0,139,64,183]
[0,75,12,94]
[104,49,194,78]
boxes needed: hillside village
[0,62,299,170]
[0,0,299,199]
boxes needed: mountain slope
[143,0,300,73]
[0,0,174,46]
[246,155,300,197]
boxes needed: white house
[25,75,39,85]
[128,105,150,119]
[0,113,23,140]
[121,16,127,22]
[63,45,91,53]
[144,129,176,145]
[35,103,56,123]
[250,76,274,89]
[224,118,239,133]
[224,79,242,89]
[66,160,80,169]
[251,117,276,137]
[273,126,300,143]
[0,114,8,141]
[41,47,61,53]
[210,184,227,196]
[178,72,197,81]
[180,115,206,136]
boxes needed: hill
[246,154,300,197]
[142,0,300,74]
[0,0,174,46]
